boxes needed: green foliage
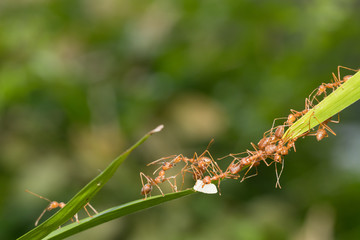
[18,125,165,240]
[43,190,194,240]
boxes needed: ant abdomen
[141,183,152,196]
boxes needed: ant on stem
[146,140,217,191]
[26,190,98,226]
[311,65,359,103]
[140,172,177,199]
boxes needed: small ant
[257,123,285,150]
[286,97,314,125]
[309,116,338,141]
[140,172,177,199]
[312,65,359,102]
[146,140,217,189]
[26,190,98,226]
[199,157,240,194]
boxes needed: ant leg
[83,206,92,218]
[196,139,214,160]
[35,209,48,226]
[246,164,259,180]
[338,65,359,81]
[309,87,322,104]
[271,117,288,131]
[250,142,259,151]
[305,96,315,110]
[241,162,258,182]
[275,163,280,189]
[74,213,79,223]
[322,123,336,136]
[152,181,164,197]
[87,203,98,214]
[328,114,340,124]
[290,109,301,115]
[147,155,177,166]
[179,162,189,190]
[275,160,285,189]
[165,176,178,192]
[202,150,222,175]
[152,165,164,175]
[217,178,223,196]
[313,115,337,136]
[83,203,98,217]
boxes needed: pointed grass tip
[149,125,164,135]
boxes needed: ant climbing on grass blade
[26,190,98,226]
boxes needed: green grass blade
[283,70,360,141]
[18,125,164,240]
[43,189,195,240]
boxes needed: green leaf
[43,189,195,240]
[283,70,360,141]
[18,125,164,240]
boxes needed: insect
[309,117,338,141]
[26,190,98,226]
[146,140,218,190]
[312,65,359,102]
[140,172,178,199]
[286,97,314,126]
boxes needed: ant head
[274,154,282,163]
[162,162,172,171]
[318,84,327,93]
[287,114,296,124]
[343,75,353,81]
[202,176,211,184]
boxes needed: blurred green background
[1,0,360,239]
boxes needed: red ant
[286,97,314,126]
[257,123,285,150]
[200,156,241,194]
[140,171,177,199]
[308,116,339,141]
[224,147,265,182]
[219,144,268,182]
[146,140,217,189]
[26,190,98,226]
[312,65,359,102]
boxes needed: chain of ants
[140,66,358,198]
[26,66,357,226]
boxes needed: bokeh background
[1,0,360,239]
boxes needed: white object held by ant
[193,179,218,194]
